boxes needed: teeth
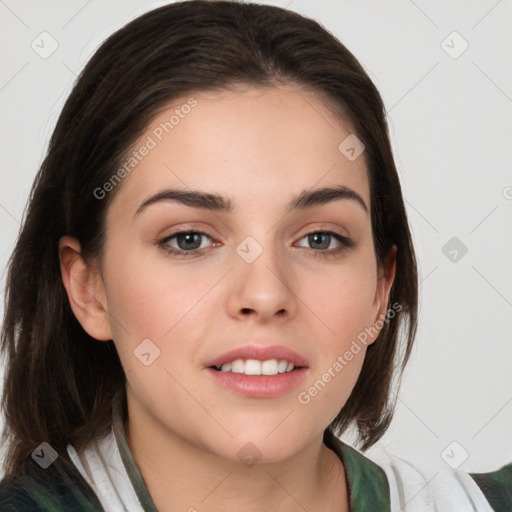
[219,358,296,376]
[277,360,288,373]
[261,359,278,375]
[231,360,244,373]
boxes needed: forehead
[108,85,370,218]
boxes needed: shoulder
[324,430,509,512]
[367,447,509,512]
[0,458,104,512]
[470,461,512,512]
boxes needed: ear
[369,244,397,342]
[58,235,113,341]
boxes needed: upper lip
[205,344,310,369]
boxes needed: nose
[226,237,298,324]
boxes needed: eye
[296,230,354,257]
[158,228,354,258]
[158,230,216,257]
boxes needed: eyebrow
[134,184,368,217]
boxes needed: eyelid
[162,221,351,239]
[157,223,354,258]
[157,223,219,242]
[296,222,350,239]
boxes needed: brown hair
[0,0,417,477]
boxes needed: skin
[59,84,396,512]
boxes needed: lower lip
[205,367,309,398]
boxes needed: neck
[123,401,349,512]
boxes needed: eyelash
[158,228,354,259]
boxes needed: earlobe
[58,235,113,341]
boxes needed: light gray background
[1,0,511,479]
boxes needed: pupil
[178,233,201,250]
[310,233,329,250]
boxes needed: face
[72,85,395,464]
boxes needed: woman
[0,1,509,510]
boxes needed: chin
[211,428,313,466]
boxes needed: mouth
[209,358,304,376]
[204,343,309,373]
[204,343,309,398]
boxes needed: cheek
[299,350,365,419]
[101,247,223,389]
[102,256,211,413]
[302,258,378,345]
[103,246,208,336]
[298,253,379,411]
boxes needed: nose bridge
[229,230,296,319]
